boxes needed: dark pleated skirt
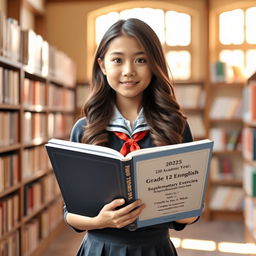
[75,228,177,256]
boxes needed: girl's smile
[120,80,139,86]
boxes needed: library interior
[0,0,256,255]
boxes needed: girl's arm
[175,216,199,225]
[66,199,145,231]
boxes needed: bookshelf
[158,81,243,222]
[242,72,256,243]
[173,81,206,141]
[0,9,76,256]
[205,81,244,221]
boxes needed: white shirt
[106,106,149,137]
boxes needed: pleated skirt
[75,228,177,256]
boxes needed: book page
[134,149,210,221]
[47,139,124,159]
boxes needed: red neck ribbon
[113,131,148,156]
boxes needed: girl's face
[98,35,152,104]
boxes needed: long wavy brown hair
[82,18,186,146]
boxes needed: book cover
[46,139,213,230]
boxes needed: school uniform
[64,107,195,256]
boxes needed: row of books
[210,61,245,83]
[0,15,20,62]
[174,84,205,109]
[0,112,18,147]
[242,127,256,161]
[0,153,19,193]
[210,156,235,181]
[0,68,19,105]
[22,146,51,180]
[49,46,76,87]
[41,200,63,238]
[0,111,73,147]
[0,230,19,256]
[22,30,48,75]
[23,218,40,256]
[209,96,242,119]
[23,31,76,87]
[48,83,75,111]
[23,199,63,256]
[23,78,46,107]
[0,11,76,86]
[209,186,244,211]
[24,174,60,216]
[243,81,256,123]
[23,79,75,111]
[242,79,256,240]
[243,164,256,197]
[209,128,242,152]
[0,193,19,238]
[0,195,62,256]
[0,112,73,146]
[244,196,256,240]
[210,61,227,83]
[23,112,47,144]
[48,113,73,139]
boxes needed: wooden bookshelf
[0,6,76,255]
[205,80,244,221]
[242,72,256,243]
[209,209,244,221]
[173,81,207,141]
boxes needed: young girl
[65,18,199,256]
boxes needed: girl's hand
[95,199,145,229]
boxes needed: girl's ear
[97,58,106,75]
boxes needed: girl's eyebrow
[109,51,146,56]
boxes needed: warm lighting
[218,242,256,254]
[120,8,165,43]
[246,7,256,44]
[169,237,181,248]
[34,105,43,112]
[166,11,191,46]
[219,50,244,81]
[169,237,256,255]
[246,49,256,78]
[166,51,191,80]
[219,9,244,45]
[33,137,44,145]
[24,111,32,120]
[95,12,119,45]
[181,239,216,251]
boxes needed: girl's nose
[122,62,136,77]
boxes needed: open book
[45,139,213,230]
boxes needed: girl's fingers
[115,204,146,228]
[119,204,145,223]
[97,200,145,229]
[103,199,125,211]
[116,200,143,215]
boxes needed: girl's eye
[113,58,122,63]
[136,58,147,64]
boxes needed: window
[218,7,256,80]
[95,8,192,80]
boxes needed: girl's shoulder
[70,117,88,142]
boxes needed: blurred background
[0,0,256,255]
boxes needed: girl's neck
[116,97,142,123]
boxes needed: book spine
[121,160,134,204]
[121,160,137,231]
